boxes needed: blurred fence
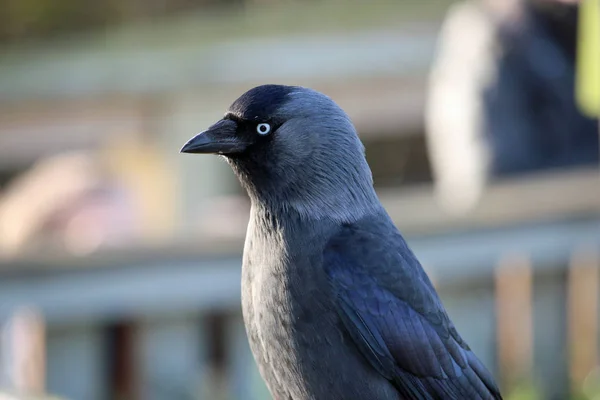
[0,167,597,400]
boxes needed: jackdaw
[181,84,503,400]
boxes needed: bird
[181,84,503,400]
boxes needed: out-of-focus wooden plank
[495,253,533,389]
[568,245,599,389]
[381,167,600,236]
[0,167,598,268]
[0,307,46,396]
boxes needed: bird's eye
[256,123,271,135]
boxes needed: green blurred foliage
[577,367,600,400]
[503,370,600,400]
[0,0,241,44]
[505,381,541,400]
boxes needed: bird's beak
[180,119,247,155]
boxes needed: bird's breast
[241,237,343,397]
[239,219,400,399]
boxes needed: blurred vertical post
[567,246,599,391]
[0,307,46,396]
[495,253,533,390]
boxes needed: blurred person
[425,0,598,213]
[0,151,139,257]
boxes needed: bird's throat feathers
[233,157,381,225]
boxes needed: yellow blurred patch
[101,136,176,241]
[576,0,600,117]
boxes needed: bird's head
[181,84,379,221]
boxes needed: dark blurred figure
[487,0,598,173]
[426,0,598,212]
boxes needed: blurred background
[0,0,598,399]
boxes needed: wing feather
[324,221,502,399]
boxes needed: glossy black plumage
[228,84,297,122]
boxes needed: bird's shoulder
[321,213,502,399]
[322,213,453,331]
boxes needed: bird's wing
[323,221,502,400]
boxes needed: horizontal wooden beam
[0,217,595,323]
[0,168,598,276]
[380,167,600,236]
